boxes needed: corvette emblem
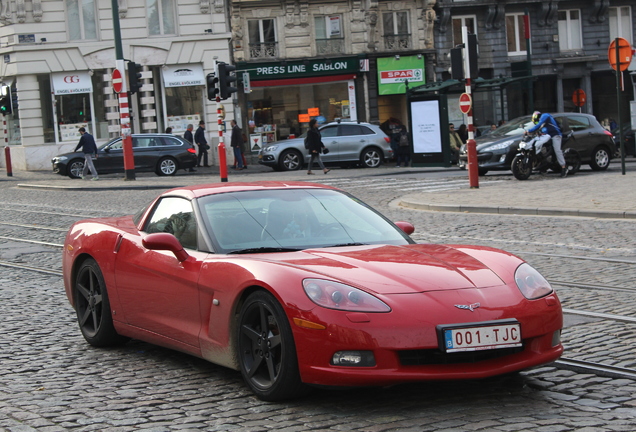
[454,302,480,312]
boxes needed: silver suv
[258,121,393,171]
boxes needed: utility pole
[111,0,135,180]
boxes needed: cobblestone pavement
[1,165,635,431]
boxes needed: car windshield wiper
[227,247,303,254]
[330,242,368,247]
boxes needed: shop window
[66,0,98,41]
[558,10,582,51]
[383,11,410,50]
[609,6,632,44]
[315,16,344,55]
[506,13,527,55]
[249,19,277,58]
[164,86,203,135]
[148,0,176,36]
[452,15,476,47]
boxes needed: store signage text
[256,61,350,76]
[242,57,360,80]
[380,69,423,84]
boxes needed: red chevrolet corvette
[63,181,563,401]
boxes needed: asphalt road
[1,163,635,431]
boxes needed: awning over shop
[408,76,535,95]
[51,71,93,95]
[162,64,205,87]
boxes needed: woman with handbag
[306,118,330,175]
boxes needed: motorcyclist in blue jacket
[524,111,568,177]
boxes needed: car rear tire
[279,149,303,171]
[237,291,307,401]
[589,146,610,171]
[68,158,85,179]
[564,149,581,175]
[156,157,178,176]
[74,258,128,347]
[360,147,383,168]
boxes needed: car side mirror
[103,147,110,153]
[142,233,189,262]
[394,221,415,235]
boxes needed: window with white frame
[558,10,582,51]
[609,6,632,44]
[67,0,98,40]
[315,16,342,39]
[506,13,527,55]
[248,19,277,58]
[147,0,176,36]
[452,15,476,46]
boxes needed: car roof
[161,181,341,199]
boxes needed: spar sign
[377,55,425,95]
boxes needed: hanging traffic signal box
[218,62,237,100]
[206,73,219,101]
[127,62,143,94]
[0,85,12,115]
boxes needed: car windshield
[196,188,413,254]
[489,116,534,137]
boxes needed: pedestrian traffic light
[0,85,12,115]
[127,62,143,94]
[206,72,219,101]
[218,62,237,100]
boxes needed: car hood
[475,133,523,152]
[53,150,84,160]
[269,244,506,294]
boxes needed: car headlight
[303,279,391,312]
[514,263,553,299]
[484,140,515,152]
[54,156,68,162]
[263,145,278,152]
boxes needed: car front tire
[74,258,128,347]
[279,149,303,171]
[237,291,307,401]
[156,157,178,176]
[67,158,85,179]
[360,147,383,168]
[589,146,610,171]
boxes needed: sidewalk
[400,170,636,219]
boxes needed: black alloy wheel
[511,155,532,180]
[68,159,85,179]
[237,291,307,401]
[74,259,128,347]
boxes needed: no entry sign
[112,69,123,93]
[459,93,472,114]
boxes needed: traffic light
[206,72,219,101]
[218,62,237,100]
[467,33,479,78]
[127,62,143,94]
[0,85,12,115]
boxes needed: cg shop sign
[52,71,94,95]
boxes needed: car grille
[397,346,524,366]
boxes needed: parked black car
[52,134,198,178]
[459,113,616,175]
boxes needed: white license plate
[443,323,522,353]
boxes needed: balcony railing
[249,42,278,59]
[316,38,345,55]
[383,34,412,50]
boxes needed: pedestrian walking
[195,121,209,167]
[306,118,330,175]
[230,120,245,170]
[74,127,99,180]
[395,125,410,167]
[183,124,196,172]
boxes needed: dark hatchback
[459,113,616,175]
[52,134,198,178]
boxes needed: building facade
[0,0,231,170]
[434,0,635,130]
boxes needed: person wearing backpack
[396,125,410,167]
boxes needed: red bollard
[466,139,479,188]
[218,141,228,182]
[4,146,12,177]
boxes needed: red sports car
[63,181,563,401]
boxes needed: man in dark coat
[194,121,209,167]
[183,124,196,172]
[230,120,244,170]
[74,127,99,180]
[306,119,329,175]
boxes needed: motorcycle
[511,131,581,180]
